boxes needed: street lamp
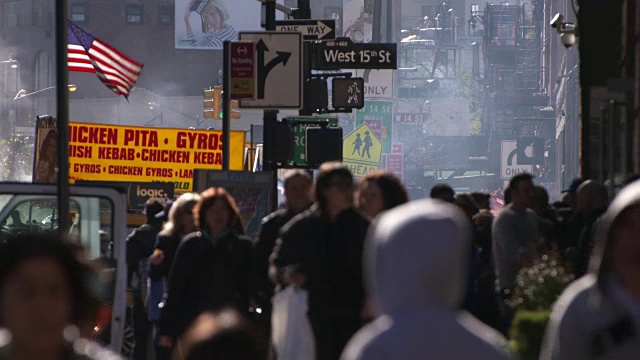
[14,84,77,100]
[0,59,18,68]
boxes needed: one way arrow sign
[275,19,336,40]
[238,32,303,109]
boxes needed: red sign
[394,113,428,124]
[385,154,403,180]
[230,42,256,100]
[387,143,403,180]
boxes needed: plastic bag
[271,286,316,360]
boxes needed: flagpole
[55,0,70,234]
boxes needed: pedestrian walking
[270,162,370,360]
[540,179,640,359]
[0,232,122,359]
[356,170,408,219]
[158,188,252,351]
[250,170,313,345]
[430,183,456,203]
[150,193,200,359]
[341,199,511,360]
[492,173,540,334]
[177,309,268,360]
[127,198,165,359]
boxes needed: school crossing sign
[343,123,382,178]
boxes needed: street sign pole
[263,0,278,213]
[223,41,231,170]
[55,0,70,233]
[297,0,313,116]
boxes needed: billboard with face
[175,0,262,50]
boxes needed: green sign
[355,100,393,154]
[289,116,339,165]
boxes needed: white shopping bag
[271,286,316,360]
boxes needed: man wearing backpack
[127,198,165,359]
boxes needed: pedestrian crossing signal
[332,78,365,109]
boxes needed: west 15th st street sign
[313,37,397,70]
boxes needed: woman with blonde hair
[149,193,200,359]
[158,188,252,351]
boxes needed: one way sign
[275,19,336,40]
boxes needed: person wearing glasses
[270,162,370,360]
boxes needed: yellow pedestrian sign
[343,123,382,178]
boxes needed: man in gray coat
[540,180,640,359]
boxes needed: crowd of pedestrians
[2,162,639,359]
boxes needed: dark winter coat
[126,222,163,297]
[149,233,182,281]
[271,206,370,360]
[250,208,299,314]
[158,231,252,338]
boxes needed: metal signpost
[55,0,70,233]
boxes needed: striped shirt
[187,25,237,48]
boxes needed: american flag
[67,20,143,98]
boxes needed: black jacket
[149,232,182,281]
[126,222,162,292]
[250,208,299,312]
[271,206,370,360]
[158,231,252,338]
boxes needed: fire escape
[482,3,550,180]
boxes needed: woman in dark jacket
[158,187,252,349]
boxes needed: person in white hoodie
[341,199,511,360]
[540,180,640,360]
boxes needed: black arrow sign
[256,39,292,99]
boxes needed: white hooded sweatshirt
[540,181,640,360]
[341,199,511,360]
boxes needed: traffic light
[204,86,222,119]
[203,86,241,120]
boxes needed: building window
[126,4,144,24]
[421,5,436,18]
[159,5,174,25]
[4,1,18,27]
[70,3,88,24]
[471,4,480,14]
[33,0,50,26]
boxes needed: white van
[0,183,128,353]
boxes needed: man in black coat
[270,163,370,360]
[126,198,164,360]
[250,170,313,341]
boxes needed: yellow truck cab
[0,183,128,353]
